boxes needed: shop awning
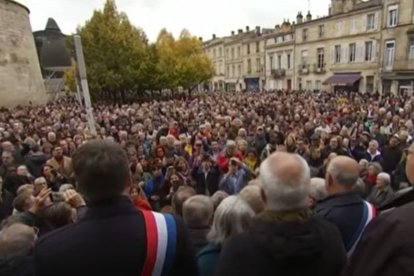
[323,73,361,86]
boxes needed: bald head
[0,223,36,261]
[260,152,310,211]
[326,156,359,192]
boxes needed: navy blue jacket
[34,196,198,276]
[315,192,365,251]
[191,165,221,195]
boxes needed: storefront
[323,73,361,94]
[244,77,260,92]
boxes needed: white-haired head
[207,196,254,245]
[309,178,328,202]
[259,152,310,211]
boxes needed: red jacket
[216,151,243,173]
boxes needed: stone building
[0,0,47,106]
[380,0,414,95]
[202,35,225,91]
[223,30,245,92]
[294,0,383,93]
[264,21,295,91]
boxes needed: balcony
[389,60,414,72]
[271,69,286,79]
[313,63,326,74]
[298,64,310,75]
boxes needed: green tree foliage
[74,0,213,100]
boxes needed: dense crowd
[1,91,414,275]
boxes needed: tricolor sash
[141,211,177,276]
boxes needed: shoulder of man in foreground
[346,202,414,276]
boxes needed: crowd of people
[0,91,414,275]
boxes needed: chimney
[306,11,312,21]
[256,26,261,35]
[212,34,216,39]
[296,12,303,24]
[246,26,250,32]
[198,37,203,42]
[238,29,243,34]
[231,30,235,36]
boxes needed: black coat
[0,257,34,276]
[381,146,402,174]
[0,189,14,223]
[215,215,346,276]
[34,196,198,276]
[191,166,221,195]
[315,192,365,251]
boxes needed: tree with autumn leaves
[66,0,213,101]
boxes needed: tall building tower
[0,0,47,106]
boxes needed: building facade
[264,21,295,91]
[203,0,414,94]
[203,35,225,91]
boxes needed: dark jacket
[378,187,414,211]
[191,165,221,195]
[345,202,414,276]
[363,150,383,164]
[188,227,210,254]
[215,214,346,276]
[25,152,48,178]
[0,189,14,222]
[0,257,34,276]
[196,243,221,276]
[381,146,402,174]
[34,196,197,276]
[315,192,366,251]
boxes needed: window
[319,25,325,37]
[335,22,342,35]
[256,41,260,53]
[219,47,222,57]
[388,5,398,27]
[367,14,375,31]
[335,45,341,63]
[301,50,308,69]
[409,38,414,60]
[366,76,374,93]
[237,47,241,58]
[365,41,373,61]
[269,55,274,70]
[317,48,325,69]
[315,80,322,91]
[256,58,261,72]
[237,64,241,77]
[277,55,282,69]
[231,65,235,77]
[247,44,250,54]
[226,49,229,59]
[226,65,230,77]
[247,59,252,73]
[350,19,357,34]
[213,48,216,58]
[349,43,356,62]
[287,53,291,69]
[303,29,308,41]
[231,48,235,59]
[306,80,312,90]
[384,40,395,70]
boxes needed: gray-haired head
[0,223,36,262]
[182,195,214,228]
[207,196,254,245]
[309,178,328,202]
[326,156,359,192]
[377,172,391,186]
[239,185,265,214]
[210,191,229,210]
[259,152,310,211]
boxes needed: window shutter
[331,46,335,64]
[342,45,348,63]
[356,43,362,62]
[362,15,367,31]
[374,13,378,30]
[372,40,377,61]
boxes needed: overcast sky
[18,0,330,42]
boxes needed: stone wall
[0,0,47,107]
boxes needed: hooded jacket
[215,211,346,276]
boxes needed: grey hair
[207,196,254,245]
[309,178,328,201]
[239,185,265,214]
[59,184,75,193]
[210,191,229,210]
[259,154,310,211]
[377,172,391,186]
[182,195,214,228]
[0,223,36,262]
[327,161,359,188]
[369,140,379,148]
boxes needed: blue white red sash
[141,211,177,276]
